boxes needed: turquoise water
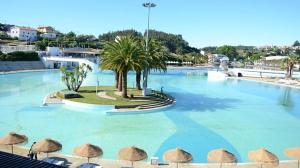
[0,69,300,163]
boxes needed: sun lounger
[78,163,103,168]
[277,79,287,84]
[151,157,159,165]
[42,158,65,166]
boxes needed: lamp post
[142,2,156,96]
[96,75,99,95]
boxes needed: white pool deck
[0,145,298,168]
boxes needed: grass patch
[62,86,158,106]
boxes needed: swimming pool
[0,69,300,163]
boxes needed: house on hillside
[9,26,37,41]
[37,26,54,33]
[37,26,56,39]
[254,55,288,70]
[208,54,229,64]
[41,47,99,69]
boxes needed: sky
[1,0,300,48]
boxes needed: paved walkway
[97,92,116,100]
[0,146,297,168]
[44,93,63,105]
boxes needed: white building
[37,26,56,39]
[9,26,37,41]
[208,54,229,64]
[46,47,62,56]
[0,45,36,54]
[40,33,56,39]
[40,47,99,72]
[37,26,54,33]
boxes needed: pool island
[44,86,175,112]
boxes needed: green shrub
[0,51,40,61]
[57,91,80,99]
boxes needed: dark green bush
[0,51,40,61]
[57,90,80,99]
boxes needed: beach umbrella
[163,147,192,168]
[33,138,62,157]
[118,146,147,167]
[248,148,279,168]
[74,143,103,163]
[207,148,237,168]
[0,132,27,154]
[285,147,300,168]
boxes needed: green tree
[0,31,11,40]
[295,49,300,56]
[293,40,300,47]
[101,36,144,98]
[60,63,92,92]
[283,54,300,79]
[35,41,47,50]
[250,54,261,61]
[99,29,142,42]
[135,39,169,90]
[216,45,238,61]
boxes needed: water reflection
[278,88,294,112]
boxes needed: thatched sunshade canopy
[0,132,28,154]
[74,144,103,163]
[248,148,279,168]
[208,148,237,168]
[285,147,300,168]
[118,146,147,167]
[33,138,62,157]
[163,147,192,168]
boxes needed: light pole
[142,2,156,96]
[96,75,99,95]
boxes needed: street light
[142,2,156,96]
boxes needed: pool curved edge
[227,77,300,90]
[62,99,115,111]
[0,69,59,75]
[43,90,176,114]
[106,101,176,115]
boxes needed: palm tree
[135,39,169,90]
[101,36,144,98]
[283,54,300,79]
[60,63,92,92]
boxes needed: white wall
[10,27,37,41]
[40,33,56,39]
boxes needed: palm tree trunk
[289,64,294,79]
[115,71,119,89]
[118,72,123,92]
[286,65,291,79]
[122,70,128,98]
[286,64,293,79]
[136,71,142,90]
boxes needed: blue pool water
[0,69,300,163]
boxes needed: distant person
[28,142,37,160]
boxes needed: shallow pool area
[0,69,300,163]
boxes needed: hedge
[0,51,40,61]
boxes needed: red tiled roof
[15,26,36,31]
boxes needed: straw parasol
[248,148,279,168]
[208,148,237,168]
[118,146,147,167]
[33,138,62,157]
[74,143,103,163]
[285,147,300,168]
[163,147,193,168]
[0,132,28,154]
